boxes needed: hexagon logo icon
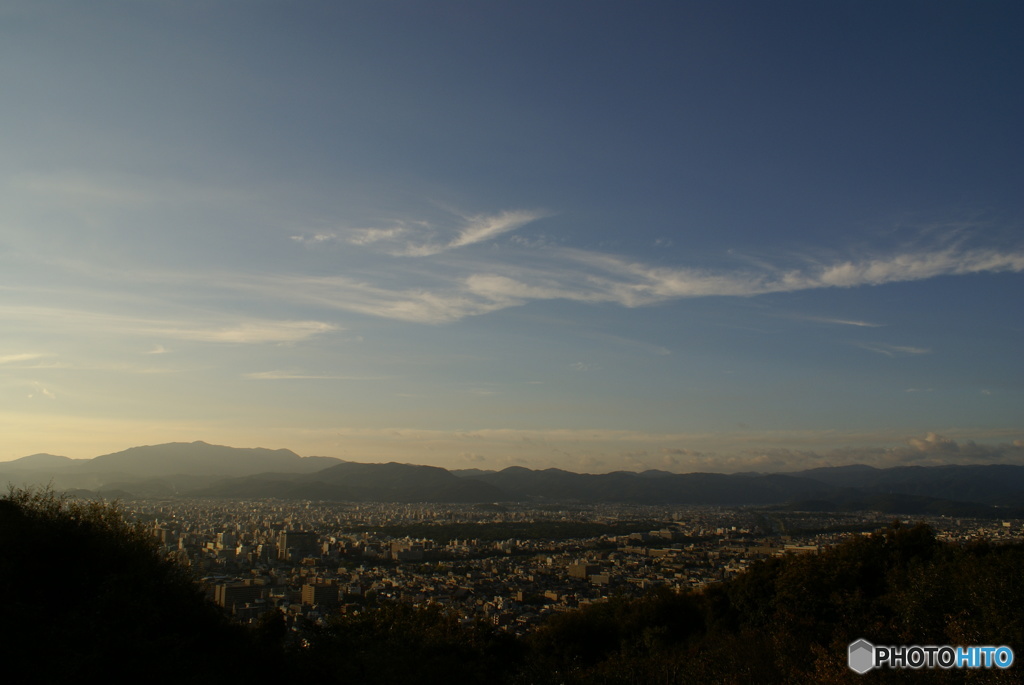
[848,639,875,674]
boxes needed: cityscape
[130,497,1023,637]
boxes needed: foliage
[0,487,279,684]
[524,522,1024,683]
[303,601,523,684]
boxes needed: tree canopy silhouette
[0,487,278,684]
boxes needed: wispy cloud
[0,306,338,344]
[290,232,338,246]
[0,353,49,365]
[794,315,884,328]
[242,274,510,324]
[557,245,1024,304]
[250,240,1024,324]
[856,342,931,357]
[449,210,546,249]
[11,214,1022,330]
[22,360,177,374]
[243,370,383,380]
[347,226,410,246]
[326,209,550,257]
[27,382,56,400]
[159,320,337,344]
[806,248,1024,288]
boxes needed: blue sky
[2,1,1022,471]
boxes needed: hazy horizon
[6,434,1024,476]
[2,3,1021,474]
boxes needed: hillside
[0,489,287,683]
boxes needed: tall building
[390,541,424,561]
[568,562,599,579]
[277,531,319,561]
[214,582,265,613]
[301,583,339,607]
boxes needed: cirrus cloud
[255,238,1024,324]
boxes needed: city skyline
[2,2,1022,472]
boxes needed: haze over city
[2,2,1022,472]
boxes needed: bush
[0,487,276,683]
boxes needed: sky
[1,1,1023,473]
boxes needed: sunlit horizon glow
[1,2,1021,473]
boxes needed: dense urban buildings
[120,498,1024,636]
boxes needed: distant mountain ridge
[459,467,834,505]
[4,453,76,468]
[86,441,340,476]
[0,441,343,495]
[792,463,1024,507]
[4,441,1024,511]
[198,461,508,503]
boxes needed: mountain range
[4,441,1024,514]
